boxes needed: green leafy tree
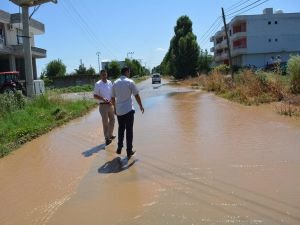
[160,16,200,79]
[86,66,96,75]
[75,63,87,75]
[199,49,213,74]
[45,59,66,77]
[107,61,121,79]
[125,59,144,76]
[287,55,300,94]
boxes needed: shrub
[213,64,230,75]
[287,55,300,94]
[0,92,26,116]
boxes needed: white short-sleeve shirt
[93,80,113,103]
[112,76,139,116]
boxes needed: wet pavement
[1,78,300,225]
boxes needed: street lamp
[9,0,57,97]
[96,51,101,73]
[126,51,134,59]
[10,0,57,6]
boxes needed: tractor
[0,71,26,95]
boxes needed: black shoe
[110,135,116,140]
[116,148,122,155]
[105,139,112,145]
[127,151,136,160]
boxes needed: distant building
[0,9,46,80]
[210,8,300,68]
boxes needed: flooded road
[1,78,300,225]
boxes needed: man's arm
[134,94,144,114]
[93,94,107,102]
[111,97,116,114]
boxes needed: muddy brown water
[1,79,300,225]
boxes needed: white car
[152,74,161,84]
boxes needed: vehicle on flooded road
[151,73,161,84]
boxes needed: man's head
[100,70,108,80]
[121,67,130,77]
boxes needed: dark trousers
[117,110,135,155]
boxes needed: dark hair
[121,67,130,74]
[100,69,106,74]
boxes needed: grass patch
[0,93,97,158]
[46,76,149,94]
[47,84,93,94]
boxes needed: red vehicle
[0,71,25,94]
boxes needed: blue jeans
[117,110,135,156]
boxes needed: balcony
[231,47,248,57]
[215,39,228,50]
[215,52,228,62]
[10,13,45,35]
[10,45,46,58]
[231,31,247,40]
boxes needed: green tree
[160,16,200,79]
[125,59,144,76]
[45,59,66,77]
[287,55,300,94]
[199,49,213,74]
[107,61,121,79]
[75,63,87,75]
[86,66,96,75]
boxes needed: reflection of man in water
[93,70,116,146]
[111,67,144,159]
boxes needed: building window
[268,21,271,25]
[268,38,272,42]
[275,21,278,24]
[275,38,278,42]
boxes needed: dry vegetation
[174,70,300,117]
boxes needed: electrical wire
[225,0,253,12]
[227,0,270,17]
[62,0,119,59]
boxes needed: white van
[151,74,161,84]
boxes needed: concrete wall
[50,75,99,88]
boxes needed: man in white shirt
[111,67,144,159]
[94,70,115,145]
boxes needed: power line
[225,0,253,12]
[199,19,223,48]
[227,0,269,17]
[62,0,119,59]
[199,16,222,42]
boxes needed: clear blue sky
[1,0,300,75]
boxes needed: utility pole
[10,0,57,97]
[96,51,101,73]
[221,7,234,79]
[126,51,134,59]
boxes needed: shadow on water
[82,144,106,157]
[98,157,138,173]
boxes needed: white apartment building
[0,9,46,80]
[210,8,300,68]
